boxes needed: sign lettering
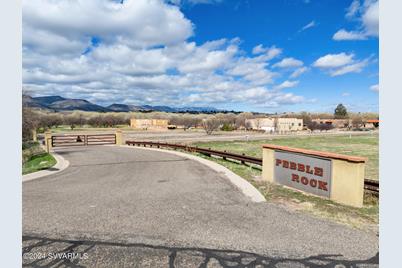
[274,151,331,197]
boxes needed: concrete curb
[22,152,70,182]
[120,145,266,203]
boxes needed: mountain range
[23,95,220,113]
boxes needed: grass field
[194,134,379,181]
[22,153,56,175]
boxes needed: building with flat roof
[130,118,168,129]
[245,118,275,132]
[276,118,303,132]
[245,118,303,133]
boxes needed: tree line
[22,103,378,141]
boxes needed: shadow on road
[22,235,378,267]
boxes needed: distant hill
[23,95,109,112]
[33,96,66,106]
[23,95,221,113]
[22,95,49,109]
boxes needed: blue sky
[22,0,379,113]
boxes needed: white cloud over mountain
[23,0,312,109]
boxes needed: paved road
[23,146,378,267]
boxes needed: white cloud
[299,20,316,32]
[274,80,299,90]
[290,67,309,78]
[313,53,354,68]
[346,0,360,18]
[333,29,367,41]
[362,0,379,36]
[22,0,305,110]
[252,44,265,54]
[313,53,369,76]
[329,59,368,76]
[333,0,378,41]
[273,57,304,68]
[370,84,379,92]
[23,0,193,48]
[252,45,282,59]
[342,92,351,96]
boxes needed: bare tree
[318,123,334,131]
[299,111,312,127]
[22,91,39,141]
[87,115,103,127]
[235,112,253,129]
[202,117,221,135]
[352,116,364,129]
[22,107,39,141]
[38,114,63,129]
[182,116,201,130]
[306,121,320,132]
[64,114,81,130]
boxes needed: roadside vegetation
[22,141,56,175]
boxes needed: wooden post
[44,130,52,153]
[32,129,37,142]
[115,130,123,145]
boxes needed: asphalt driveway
[22,145,378,267]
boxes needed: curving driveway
[23,145,378,267]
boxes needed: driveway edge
[22,152,70,182]
[120,145,266,203]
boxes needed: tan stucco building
[245,117,303,133]
[130,118,168,129]
[245,118,276,132]
[276,118,303,132]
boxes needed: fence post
[115,130,123,145]
[44,130,52,153]
[32,129,37,142]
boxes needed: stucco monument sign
[262,144,366,207]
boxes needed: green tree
[334,104,348,119]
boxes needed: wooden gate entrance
[51,134,116,147]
